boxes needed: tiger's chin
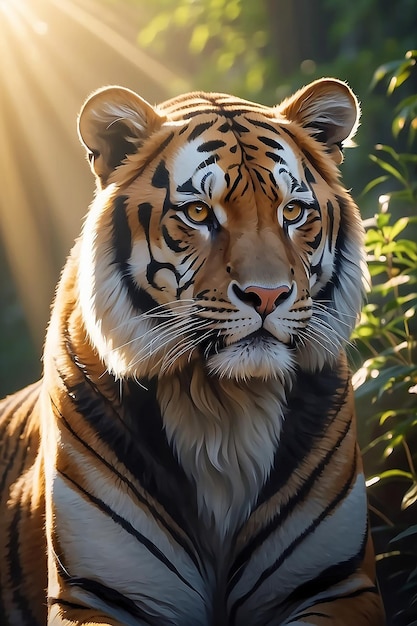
[206,335,295,383]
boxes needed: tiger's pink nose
[243,284,291,316]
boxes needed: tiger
[0,77,385,625]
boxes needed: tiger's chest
[51,454,368,626]
[47,365,367,624]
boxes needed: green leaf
[379,409,415,426]
[370,60,404,89]
[367,264,388,278]
[375,143,401,161]
[354,365,416,399]
[361,175,389,196]
[369,469,413,483]
[392,115,406,138]
[387,64,412,95]
[389,217,410,240]
[369,154,408,186]
[402,483,417,510]
[374,212,391,229]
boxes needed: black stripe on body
[7,491,42,626]
[50,389,202,576]
[0,391,39,495]
[58,469,204,601]
[229,451,359,624]
[289,586,380,622]
[293,611,331,620]
[282,523,369,612]
[227,366,351,590]
[256,366,348,506]
[48,598,88,610]
[54,351,201,571]
[50,575,160,625]
[228,384,352,590]
[0,385,42,625]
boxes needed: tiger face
[77,80,364,384]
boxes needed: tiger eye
[184,202,211,224]
[282,202,304,223]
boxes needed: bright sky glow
[0,0,187,348]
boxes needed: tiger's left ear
[78,86,166,186]
[278,78,360,164]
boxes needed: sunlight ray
[0,0,187,352]
[49,0,189,93]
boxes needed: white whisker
[159,325,217,374]
[313,302,356,328]
[310,315,354,348]
[300,329,337,358]
[314,299,358,319]
[128,318,217,374]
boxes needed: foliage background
[0,0,416,623]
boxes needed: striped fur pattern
[0,79,384,625]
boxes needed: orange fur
[0,79,384,625]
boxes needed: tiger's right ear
[78,86,165,186]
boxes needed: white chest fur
[157,365,287,537]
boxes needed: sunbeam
[0,0,187,392]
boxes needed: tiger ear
[278,78,360,164]
[78,86,165,186]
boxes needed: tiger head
[77,79,365,384]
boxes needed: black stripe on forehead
[176,154,218,195]
[197,139,226,152]
[188,120,215,140]
[289,173,309,194]
[246,117,281,134]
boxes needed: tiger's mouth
[200,326,292,360]
[243,328,283,343]
[203,325,296,381]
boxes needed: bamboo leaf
[369,154,408,186]
[402,483,417,510]
[361,175,389,196]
